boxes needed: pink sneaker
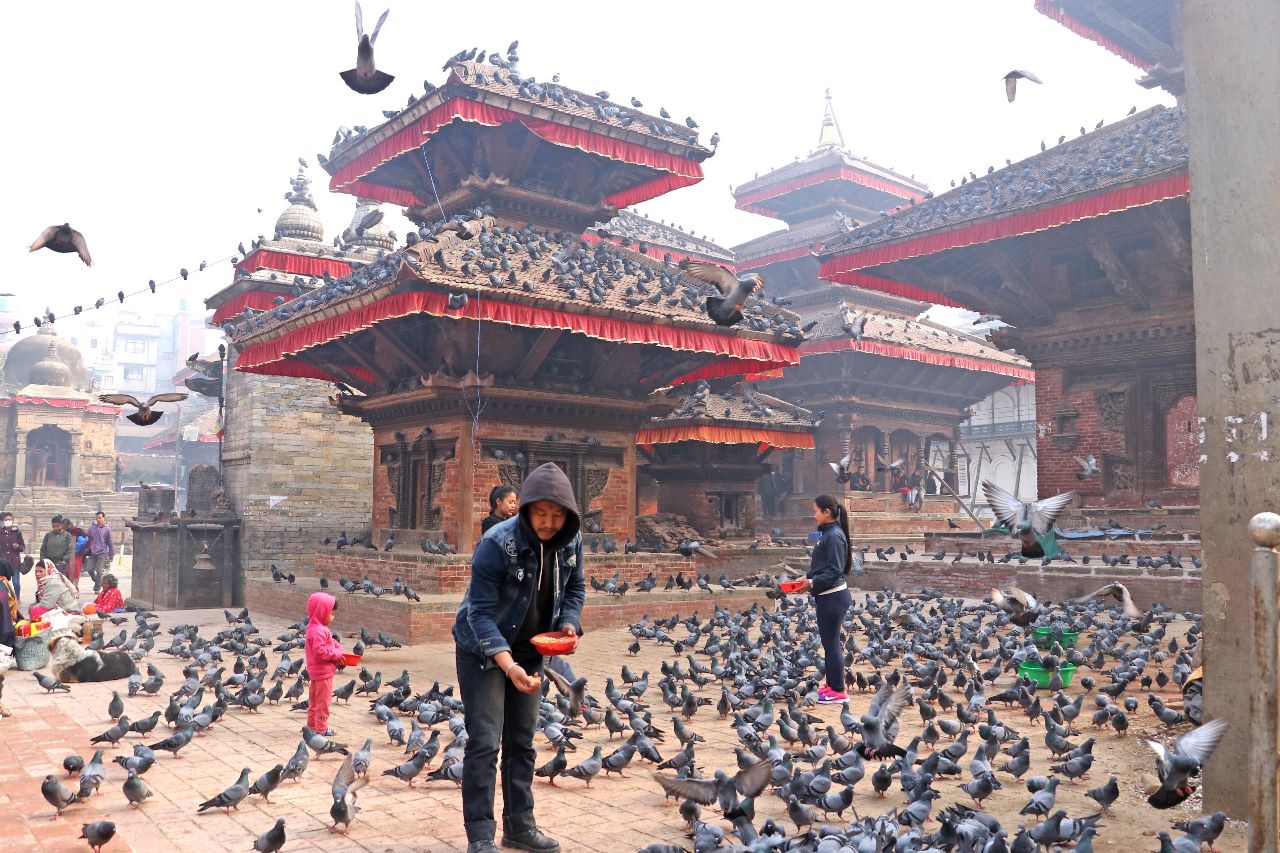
[817,686,847,704]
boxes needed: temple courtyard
[0,564,1245,852]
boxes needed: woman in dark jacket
[0,513,26,604]
[453,463,585,853]
[800,494,853,704]
[480,485,519,534]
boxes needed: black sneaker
[468,842,501,853]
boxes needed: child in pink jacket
[305,592,346,736]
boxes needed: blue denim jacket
[452,515,586,662]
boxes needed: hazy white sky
[4,1,1169,343]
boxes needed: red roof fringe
[635,425,815,449]
[736,165,927,216]
[212,291,281,325]
[1034,0,1155,70]
[820,174,1188,281]
[329,97,703,209]
[235,291,796,380]
[800,338,1034,382]
[236,250,354,280]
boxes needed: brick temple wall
[222,351,373,579]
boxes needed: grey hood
[517,463,581,548]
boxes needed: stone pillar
[1183,0,1280,820]
[67,432,82,488]
[14,436,27,488]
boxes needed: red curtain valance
[1034,0,1154,70]
[635,424,815,449]
[800,338,1034,382]
[830,271,971,309]
[667,358,795,387]
[236,250,354,280]
[821,174,1189,279]
[329,97,704,208]
[211,291,280,325]
[737,165,927,216]
[235,290,797,378]
[736,244,818,273]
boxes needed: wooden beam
[1073,0,1180,67]
[334,339,392,387]
[304,355,374,395]
[1147,203,1193,284]
[587,343,626,388]
[514,329,563,382]
[372,324,435,378]
[1082,224,1150,309]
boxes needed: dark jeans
[456,646,543,843]
[815,587,853,691]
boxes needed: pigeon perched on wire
[340,2,394,94]
[677,260,763,327]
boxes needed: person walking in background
[480,485,519,534]
[0,512,26,605]
[798,494,853,704]
[304,592,346,737]
[39,516,73,580]
[85,512,114,593]
[60,517,89,593]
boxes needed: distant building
[956,382,1038,518]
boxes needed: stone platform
[855,556,1202,612]
[246,575,772,644]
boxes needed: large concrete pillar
[1183,0,1280,819]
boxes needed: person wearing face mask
[0,513,26,605]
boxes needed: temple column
[13,435,26,488]
[1184,0,1280,825]
[67,431,82,489]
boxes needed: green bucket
[1018,661,1077,688]
[1033,627,1079,649]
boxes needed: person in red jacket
[305,592,346,736]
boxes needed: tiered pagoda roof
[586,210,734,266]
[638,383,815,451]
[1034,0,1183,94]
[819,105,1188,311]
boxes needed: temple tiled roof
[588,210,734,265]
[734,217,847,268]
[802,300,1030,368]
[325,58,711,176]
[231,215,802,349]
[733,146,926,202]
[823,105,1186,255]
[653,382,813,429]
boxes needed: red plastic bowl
[779,580,807,594]
[530,631,578,656]
[341,652,363,667]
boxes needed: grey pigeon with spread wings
[340,2,394,94]
[858,683,912,758]
[982,480,1074,557]
[30,223,92,266]
[678,260,763,328]
[330,752,368,831]
[653,759,773,814]
[1146,718,1228,808]
[97,392,188,427]
[1004,69,1043,102]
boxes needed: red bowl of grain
[341,652,363,667]
[779,580,807,594]
[530,631,577,656]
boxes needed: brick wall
[223,352,374,579]
[311,549,697,594]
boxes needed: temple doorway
[850,426,883,490]
[26,425,71,487]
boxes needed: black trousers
[455,646,543,843]
[815,588,853,691]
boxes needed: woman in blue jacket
[800,494,853,703]
[453,463,586,853]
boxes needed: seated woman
[31,558,77,619]
[0,561,17,650]
[92,574,125,613]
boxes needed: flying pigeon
[677,260,763,327]
[1004,69,1043,102]
[341,2,394,94]
[828,452,853,484]
[1074,454,1099,479]
[29,223,92,266]
[981,480,1075,557]
[97,392,189,426]
[1145,718,1228,808]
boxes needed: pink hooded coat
[305,592,346,680]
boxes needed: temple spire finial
[816,89,845,151]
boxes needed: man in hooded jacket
[453,463,585,853]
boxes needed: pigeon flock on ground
[24,569,1230,852]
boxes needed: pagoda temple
[229,56,801,555]
[731,97,1032,529]
[820,105,1192,509]
[205,170,375,578]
